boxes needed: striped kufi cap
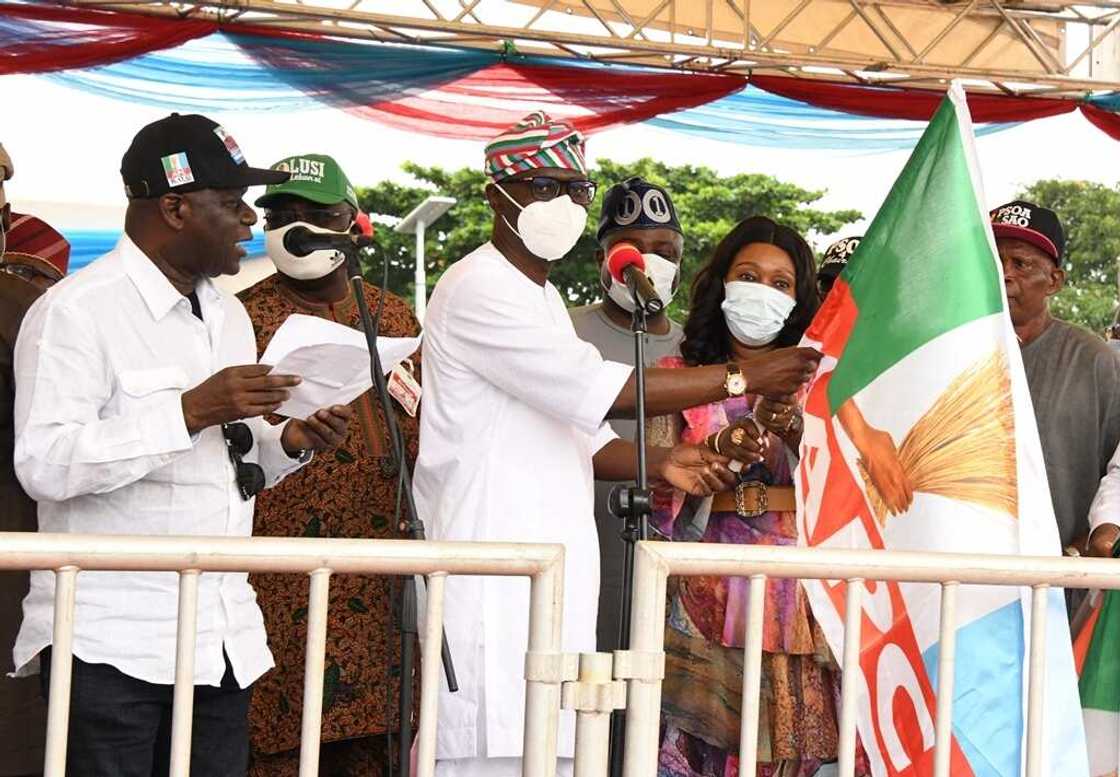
[484,111,587,182]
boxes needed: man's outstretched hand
[651,444,737,496]
[281,405,353,455]
[741,347,821,398]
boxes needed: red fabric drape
[1080,104,1120,141]
[356,62,747,139]
[751,74,1075,124]
[0,4,215,75]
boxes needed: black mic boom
[283,226,375,257]
[622,264,664,315]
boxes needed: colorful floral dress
[651,356,868,777]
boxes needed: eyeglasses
[264,208,353,231]
[223,422,266,500]
[503,177,598,206]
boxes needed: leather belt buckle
[734,480,768,518]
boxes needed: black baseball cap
[818,236,862,280]
[597,176,682,243]
[121,113,289,200]
[990,200,1065,264]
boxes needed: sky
[2,71,1117,249]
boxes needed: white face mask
[496,184,587,261]
[721,281,797,347]
[265,221,348,281]
[604,252,680,313]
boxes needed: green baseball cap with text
[255,153,359,209]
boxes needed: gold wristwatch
[724,362,747,397]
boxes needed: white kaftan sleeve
[252,418,309,488]
[441,271,632,435]
[13,298,193,502]
[1089,440,1120,533]
[592,422,618,455]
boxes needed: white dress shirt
[412,243,631,761]
[12,235,304,688]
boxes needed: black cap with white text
[121,113,288,199]
[990,200,1065,265]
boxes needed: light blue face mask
[721,281,796,346]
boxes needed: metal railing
[7,532,1117,777]
[618,540,1120,777]
[0,531,566,777]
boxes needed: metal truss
[61,0,1120,96]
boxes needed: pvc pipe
[416,572,446,777]
[838,579,864,777]
[573,653,614,777]
[523,555,564,777]
[932,582,959,777]
[169,570,200,777]
[622,544,669,777]
[737,574,767,774]
[1025,584,1049,777]
[43,566,77,777]
[299,569,333,777]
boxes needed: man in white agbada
[413,112,822,777]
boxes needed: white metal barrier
[617,540,1120,777]
[0,531,566,777]
[8,532,1119,777]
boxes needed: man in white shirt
[413,111,821,777]
[11,113,351,777]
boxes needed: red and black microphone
[606,242,664,315]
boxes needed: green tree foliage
[1016,179,1120,334]
[355,158,860,314]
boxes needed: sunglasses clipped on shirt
[503,176,598,206]
[223,422,266,501]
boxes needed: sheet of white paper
[260,313,422,419]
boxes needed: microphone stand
[607,279,655,777]
[343,248,457,777]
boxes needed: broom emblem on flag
[857,348,1018,524]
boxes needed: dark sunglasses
[504,176,597,206]
[223,422,266,501]
[264,208,354,231]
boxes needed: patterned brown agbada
[238,275,420,758]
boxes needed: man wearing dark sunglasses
[414,111,820,777]
[239,153,421,775]
[11,115,351,777]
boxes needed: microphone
[283,226,374,258]
[607,242,664,315]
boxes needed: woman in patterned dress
[652,216,868,777]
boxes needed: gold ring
[730,428,747,446]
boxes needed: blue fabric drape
[647,86,1015,150]
[43,32,498,112]
[32,34,1018,151]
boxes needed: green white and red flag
[796,83,1087,777]
[1074,578,1120,775]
